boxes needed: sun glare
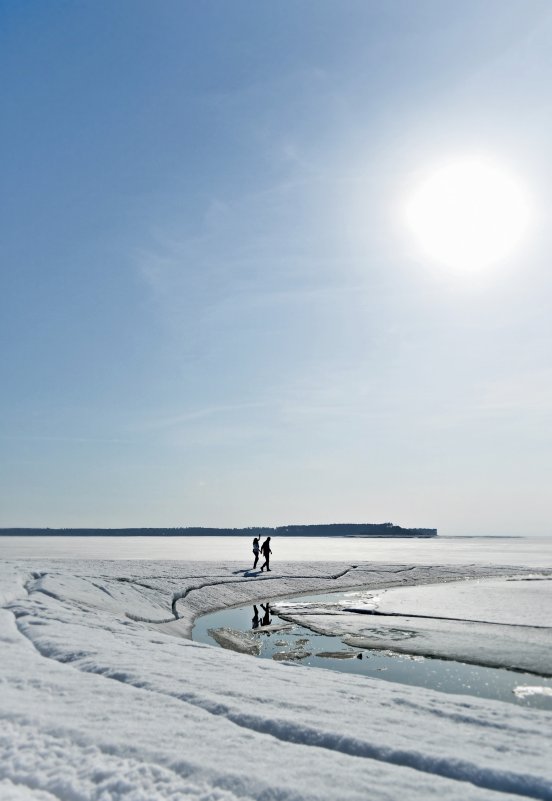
[404,157,531,271]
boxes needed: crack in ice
[339,609,552,630]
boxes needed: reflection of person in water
[260,603,271,627]
[252,605,260,629]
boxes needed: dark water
[193,590,552,710]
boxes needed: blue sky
[1,1,551,534]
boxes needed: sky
[1,1,551,535]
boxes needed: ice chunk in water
[513,685,552,699]
[316,651,363,660]
[272,649,311,661]
[208,627,261,655]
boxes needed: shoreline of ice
[1,555,552,800]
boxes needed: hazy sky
[2,1,551,534]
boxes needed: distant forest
[1,523,437,537]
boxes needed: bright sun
[405,157,531,271]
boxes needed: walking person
[259,536,272,572]
[252,537,260,569]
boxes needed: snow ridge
[25,642,551,801]
[123,565,360,625]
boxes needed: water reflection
[252,603,272,629]
[260,603,271,627]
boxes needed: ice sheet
[274,578,552,674]
[373,576,552,625]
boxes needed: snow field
[1,558,551,801]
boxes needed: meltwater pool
[192,589,552,710]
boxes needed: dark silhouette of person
[259,536,272,572]
[252,604,260,629]
[252,537,260,569]
[260,603,271,626]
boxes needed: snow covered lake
[1,536,551,800]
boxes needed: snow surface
[1,555,552,801]
[2,534,551,566]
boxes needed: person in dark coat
[259,536,272,572]
[252,537,260,569]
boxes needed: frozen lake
[2,534,551,567]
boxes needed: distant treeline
[1,523,437,537]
